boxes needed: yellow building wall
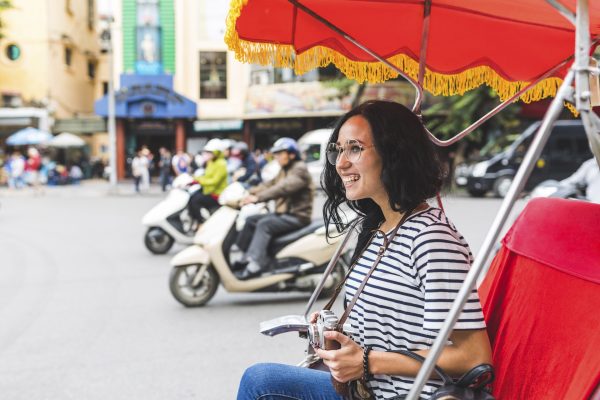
[0,0,49,104]
[47,0,100,118]
[0,0,100,119]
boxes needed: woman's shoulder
[402,207,462,239]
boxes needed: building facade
[0,0,103,147]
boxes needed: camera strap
[324,207,416,331]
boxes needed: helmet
[232,141,249,157]
[203,138,224,153]
[270,137,300,157]
[221,138,235,150]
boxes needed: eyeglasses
[325,140,374,166]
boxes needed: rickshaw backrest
[479,198,600,400]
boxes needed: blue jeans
[237,363,344,400]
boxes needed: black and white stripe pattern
[345,207,486,399]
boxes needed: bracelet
[363,346,373,380]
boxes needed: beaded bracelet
[363,346,373,380]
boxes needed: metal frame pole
[302,220,358,318]
[405,67,575,400]
[107,18,117,188]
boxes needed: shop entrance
[126,120,175,176]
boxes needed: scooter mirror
[260,315,309,336]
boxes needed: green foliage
[423,86,521,146]
[0,0,13,40]
[321,78,356,97]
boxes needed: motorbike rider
[188,138,228,223]
[231,141,260,186]
[234,137,314,280]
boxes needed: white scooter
[142,173,212,254]
[168,182,355,307]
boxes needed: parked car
[455,120,593,197]
[298,128,332,190]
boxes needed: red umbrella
[226,0,600,105]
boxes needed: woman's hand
[315,331,363,383]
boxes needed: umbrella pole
[406,67,576,399]
[570,0,600,167]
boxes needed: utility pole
[100,15,117,188]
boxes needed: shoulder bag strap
[336,208,415,329]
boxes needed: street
[0,183,524,400]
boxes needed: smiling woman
[236,101,492,400]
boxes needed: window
[87,60,97,79]
[199,52,227,99]
[102,81,109,95]
[5,43,21,61]
[88,0,95,30]
[65,47,73,66]
[249,65,335,85]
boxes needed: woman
[237,101,492,399]
[188,138,228,223]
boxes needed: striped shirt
[345,207,486,399]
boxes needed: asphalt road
[0,182,524,399]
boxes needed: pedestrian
[140,146,151,190]
[8,151,25,189]
[171,150,190,176]
[236,100,492,399]
[25,147,42,193]
[131,150,144,193]
[158,147,173,192]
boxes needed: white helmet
[203,138,224,153]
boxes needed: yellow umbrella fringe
[226,0,565,104]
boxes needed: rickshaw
[224,1,600,398]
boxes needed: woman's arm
[316,328,491,383]
[369,328,492,377]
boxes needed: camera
[308,310,341,350]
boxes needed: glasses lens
[346,141,363,163]
[325,143,340,165]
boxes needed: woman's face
[203,151,215,162]
[335,115,385,203]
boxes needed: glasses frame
[325,139,375,166]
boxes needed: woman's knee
[238,363,279,398]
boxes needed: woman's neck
[375,196,428,233]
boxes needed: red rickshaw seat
[479,198,600,400]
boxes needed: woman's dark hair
[322,100,444,242]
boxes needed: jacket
[250,159,314,224]
[197,156,228,196]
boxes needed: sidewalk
[0,179,167,198]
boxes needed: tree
[424,86,521,157]
[0,0,13,40]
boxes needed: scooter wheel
[169,264,220,307]
[144,227,175,254]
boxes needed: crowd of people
[131,140,272,194]
[0,147,92,190]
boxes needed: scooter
[168,183,355,307]
[142,173,212,254]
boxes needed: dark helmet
[270,137,300,158]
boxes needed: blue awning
[95,74,196,119]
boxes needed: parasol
[6,127,52,146]
[227,0,600,103]
[49,132,86,148]
[226,1,600,398]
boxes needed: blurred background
[0,1,597,400]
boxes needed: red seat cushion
[479,198,600,400]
